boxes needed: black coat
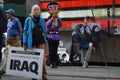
[0,10,7,34]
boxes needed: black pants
[0,34,3,63]
[48,39,59,64]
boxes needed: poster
[6,47,44,79]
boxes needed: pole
[112,0,115,30]
[91,8,96,22]
[107,8,111,38]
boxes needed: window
[5,0,26,4]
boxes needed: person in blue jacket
[23,4,47,80]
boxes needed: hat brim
[5,10,15,16]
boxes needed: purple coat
[47,18,62,40]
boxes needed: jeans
[80,43,93,63]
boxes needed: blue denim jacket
[23,17,46,48]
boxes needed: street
[0,66,120,80]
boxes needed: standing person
[47,14,62,68]
[79,16,93,68]
[6,9,22,47]
[0,0,7,64]
[23,5,47,80]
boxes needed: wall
[59,30,120,63]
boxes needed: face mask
[0,4,4,10]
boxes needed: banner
[72,23,101,43]
[6,47,44,79]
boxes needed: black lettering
[9,59,39,75]
[13,60,21,70]
[30,62,38,75]
[10,59,13,70]
[21,61,29,72]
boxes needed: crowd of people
[0,1,40,80]
[0,0,63,79]
[0,0,101,80]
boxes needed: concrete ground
[0,66,120,80]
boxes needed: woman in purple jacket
[47,14,62,68]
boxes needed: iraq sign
[6,47,44,79]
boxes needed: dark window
[4,0,26,4]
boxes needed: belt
[49,31,59,34]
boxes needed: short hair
[85,16,91,20]
[31,4,40,14]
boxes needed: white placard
[6,47,44,79]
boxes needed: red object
[61,19,120,29]
[41,0,120,10]
[40,0,120,29]
[47,1,61,15]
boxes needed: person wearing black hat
[6,9,22,47]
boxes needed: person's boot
[0,71,5,75]
[51,64,57,68]
[31,78,37,80]
[32,77,48,80]
[43,77,47,80]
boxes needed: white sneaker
[82,61,88,68]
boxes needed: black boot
[0,71,5,75]
[43,77,47,80]
[31,78,37,80]
[51,64,57,68]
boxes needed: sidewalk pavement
[0,66,120,80]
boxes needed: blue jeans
[80,43,93,63]
[0,34,3,63]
